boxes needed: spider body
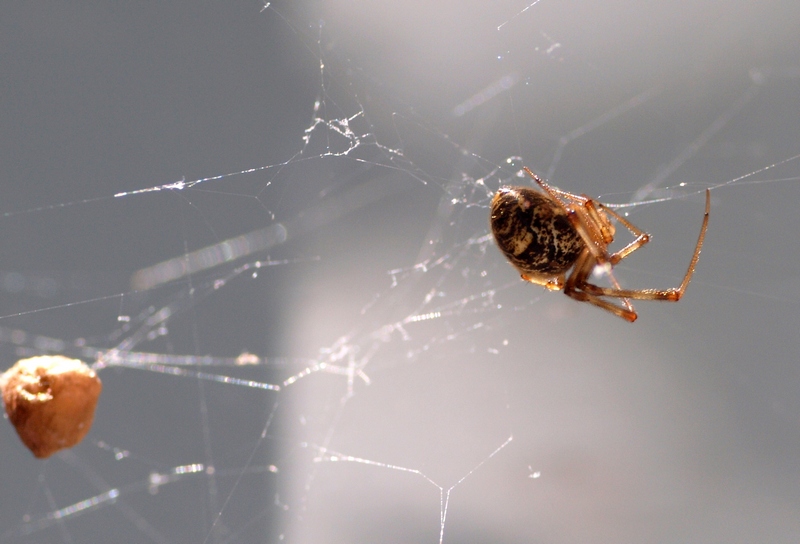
[490,167,710,322]
[490,186,583,280]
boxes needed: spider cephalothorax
[490,167,710,322]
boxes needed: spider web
[2,2,800,543]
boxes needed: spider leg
[580,189,711,302]
[564,249,638,322]
[520,272,565,291]
[600,205,650,264]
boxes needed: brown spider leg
[597,261,635,314]
[600,205,650,264]
[564,249,638,322]
[567,207,610,263]
[574,250,637,317]
[520,272,566,291]
[581,199,616,245]
[580,189,711,302]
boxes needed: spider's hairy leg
[563,250,638,322]
[601,205,651,265]
[522,168,590,207]
[583,200,615,244]
[675,188,711,295]
[520,272,565,291]
[566,201,615,262]
[580,189,711,303]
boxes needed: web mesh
[2,2,800,543]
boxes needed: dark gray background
[2,1,800,543]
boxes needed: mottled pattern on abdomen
[490,186,583,276]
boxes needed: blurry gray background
[2,1,800,543]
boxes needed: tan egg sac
[1,356,102,458]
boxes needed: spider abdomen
[490,186,583,277]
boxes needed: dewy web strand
[1,3,800,544]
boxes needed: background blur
[2,1,800,543]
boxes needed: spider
[490,167,710,322]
